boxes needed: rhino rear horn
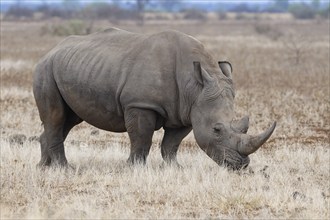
[232,116,249,133]
[218,61,232,79]
[238,122,276,155]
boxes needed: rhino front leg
[161,127,192,166]
[125,108,157,165]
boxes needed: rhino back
[39,29,218,130]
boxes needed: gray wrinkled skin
[33,28,276,169]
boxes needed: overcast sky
[1,0,329,5]
[0,0,327,3]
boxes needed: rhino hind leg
[34,75,82,167]
[161,127,192,166]
[125,108,157,165]
[38,109,82,168]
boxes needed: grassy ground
[0,18,329,219]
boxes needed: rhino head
[190,61,276,170]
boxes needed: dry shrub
[254,22,283,41]
[183,9,207,21]
[280,33,311,65]
[217,11,227,20]
[235,13,247,20]
[40,20,90,36]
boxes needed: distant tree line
[288,1,329,19]
[3,0,330,21]
[5,2,137,21]
[229,0,329,19]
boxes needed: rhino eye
[213,123,224,133]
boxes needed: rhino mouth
[223,156,250,170]
[222,148,250,170]
[206,146,250,170]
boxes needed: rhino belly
[58,83,126,132]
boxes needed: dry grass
[1,140,329,219]
[1,18,329,219]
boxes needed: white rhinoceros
[33,28,276,170]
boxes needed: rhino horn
[238,122,276,156]
[231,115,249,133]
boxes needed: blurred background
[1,0,329,27]
[1,0,329,32]
[0,0,329,148]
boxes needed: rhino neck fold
[177,75,202,126]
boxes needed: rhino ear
[218,61,232,79]
[193,61,213,86]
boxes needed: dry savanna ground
[0,17,329,219]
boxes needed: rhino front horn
[238,122,276,156]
